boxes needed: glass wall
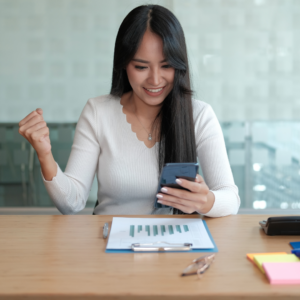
[1,0,299,212]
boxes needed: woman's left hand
[156,174,215,214]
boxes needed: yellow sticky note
[253,254,300,274]
[247,252,287,263]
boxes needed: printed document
[106,217,214,249]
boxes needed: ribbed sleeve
[193,102,240,217]
[42,99,100,214]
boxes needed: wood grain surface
[0,214,299,299]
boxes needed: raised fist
[19,108,51,159]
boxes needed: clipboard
[105,220,218,253]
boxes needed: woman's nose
[148,68,161,86]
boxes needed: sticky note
[263,262,300,285]
[253,254,300,274]
[247,252,287,263]
[290,241,300,249]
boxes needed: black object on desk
[259,216,300,235]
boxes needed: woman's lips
[143,86,165,97]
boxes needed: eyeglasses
[181,253,216,279]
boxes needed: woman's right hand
[19,108,51,159]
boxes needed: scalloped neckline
[119,96,159,149]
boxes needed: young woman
[18,5,240,217]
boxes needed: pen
[103,223,109,239]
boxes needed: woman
[18,5,240,216]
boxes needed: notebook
[263,262,300,285]
[253,254,300,273]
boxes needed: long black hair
[111,5,197,176]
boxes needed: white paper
[106,217,214,250]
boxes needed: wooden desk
[0,215,299,299]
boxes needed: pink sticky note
[263,262,300,285]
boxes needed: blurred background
[0,0,300,214]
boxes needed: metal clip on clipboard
[131,242,193,252]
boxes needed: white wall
[0,0,299,122]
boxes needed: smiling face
[126,29,175,108]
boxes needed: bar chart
[128,224,189,238]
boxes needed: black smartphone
[154,162,199,209]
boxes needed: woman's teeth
[145,87,163,92]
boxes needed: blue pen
[291,248,300,258]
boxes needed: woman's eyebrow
[132,58,167,63]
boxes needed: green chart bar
[161,225,166,236]
[176,225,181,233]
[153,225,158,236]
[168,225,174,235]
[183,225,189,232]
[138,225,142,233]
[145,225,150,236]
[130,225,135,237]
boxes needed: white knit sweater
[42,94,240,217]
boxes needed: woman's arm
[193,102,240,217]
[43,99,100,214]
[21,99,100,214]
[156,102,240,217]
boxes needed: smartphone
[154,162,199,208]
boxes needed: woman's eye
[135,66,147,70]
[162,65,171,68]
